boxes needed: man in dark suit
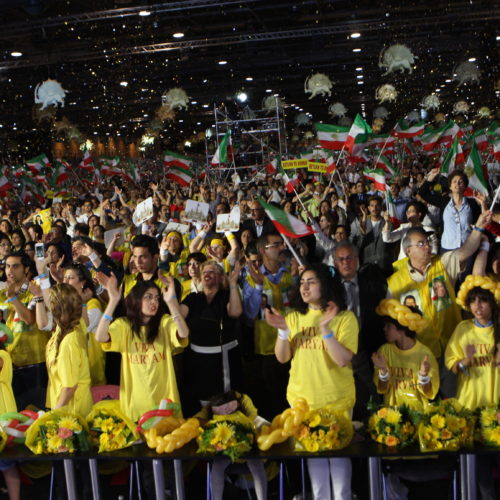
[334,241,387,420]
[241,200,275,238]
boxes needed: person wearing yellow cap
[158,230,190,280]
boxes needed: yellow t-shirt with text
[101,315,188,421]
[0,350,16,413]
[285,309,358,411]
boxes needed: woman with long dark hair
[45,283,93,416]
[265,263,358,500]
[95,273,189,421]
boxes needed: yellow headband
[166,231,182,241]
[375,298,428,335]
[455,275,500,310]
[210,238,224,247]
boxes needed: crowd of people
[0,158,499,500]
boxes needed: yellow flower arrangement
[294,407,353,453]
[197,412,255,461]
[417,399,474,452]
[86,401,139,453]
[25,410,89,455]
[478,406,500,447]
[368,405,417,448]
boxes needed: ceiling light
[236,92,248,103]
[218,60,227,65]
[357,81,364,85]
[356,75,363,79]
[468,57,476,62]
[184,141,191,147]
[10,51,22,57]
[191,100,198,104]
[139,10,151,16]
[266,89,272,93]
[120,81,128,87]
[202,104,209,108]
[355,67,363,71]
[352,48,361,52]
[445,79,452,82]
[350,32,361,38]
[246,77,253,81]
[173,32,184,38]
[497,35,500,41]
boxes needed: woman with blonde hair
[45,283,93,416]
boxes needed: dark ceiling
[0,0,498,159]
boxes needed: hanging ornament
[453,62,480,86]
[434,112,446,124]
[328,102,348,118]
[303,131,315,140]
[452,100,470,115]
[372,118,384,133]
[304,73,333,99]
[375,84,398,103]
[156,104,176,121]
[162,88,189,110]
[66,127,84,144]
[477,107,491,119]
[422,94,440,111]
[262,95,284,113]
[32,104,56,124]
[291,134,300,143]
[240,105,255,120]
[295,113,311,126]
[34,78,67,109]
[53,117,72,133]
[379,44,415,75]
[373,106,389,120]
[406,110,421,123]
[149,119,164,131]
[338,116,353,127]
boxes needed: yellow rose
[385,435,399,447]
[385,409,401,425]
[377,408,388,419]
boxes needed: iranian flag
[403,139,417,156]
[363,167,386,191]
[345,114,372,155]
[166,164,193,187]
[265,156,280,174]
[0,170,13,192]
[257,197,314,238]
[436,120,462,147]
[375,155,398,177]
[123,160,141,183]
[493,138,500,161]
[464,143,489,196]
[314,123,349,150]
[469,129,489,152]
[26,153,51,174]
[391,120,425,138]
[421,123,450,151]
[371,133,396,150]
[326,154,337,174]
[211,130,232,165]
[51,160,70,186]
[386,190,400,228]
[279,164,298,193]
[100,157,122,176]
[460,123,474,140]
[487,121,500,138]
[79,149,96,173]
[440,136,465,176]
[163,150,193,170]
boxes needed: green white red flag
[440,136,464,176]
[123,160,141,183]
[265,156,280,174]
[79,149,96,173]
[363,167,386,191]
[0,169,13,192]
[314,123,349,150]
[391,120,425,138]
[375,155,398,177]
[26,153,51,174]
[257,197,314,238]
[163,151,193,169]
[166,164,194,187]
[386,190,400,228]
[279,164,298,193]
[51,160,70,186]
[464,143,489,196]
[345,114,372,156]
[211,130,232,165]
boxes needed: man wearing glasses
[242,233,294,419]
[241,201,275,238]
[387,212,491,394]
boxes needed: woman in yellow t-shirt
[95,273,189,422]
[63,263,105,386]
[45,284,93,417]
[265,263,358,500]
[371,299,439,410]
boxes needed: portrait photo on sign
[400,290,423,315]
[429,275,452,312]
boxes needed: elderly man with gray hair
[387,211,491,395]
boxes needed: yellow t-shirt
[285,309,358,411]
[101,315,188,422]
[45,323,93,417]
[0,350,16,413]
[87,298,106,387]
[0,286,50,366]
[122,270,170,298]
[444,320,500,410]
[373,341,439,410]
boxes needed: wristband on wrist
[88,252,99,263]
[472,225,486,234]
[82,303,88,308]
[418,373,431,385]
[322,332,334,340]
[198,230,207,239]
[225,232,236,242]
[6,296,17,303]
[277,328,290,341]
[378,370,390,382]
[40,278,51,290]
[458,361,470,376]
[37,273,47,279]
[480,241,491,252]
[34,296,44,303]
[160,249,169,258]
[103,313,113,321]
